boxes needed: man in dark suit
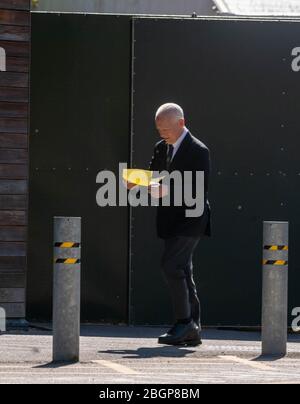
[148,103,211,347]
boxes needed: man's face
[155,116,185,144]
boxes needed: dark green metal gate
[130,17,300,326]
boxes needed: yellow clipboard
[123,169,165,187]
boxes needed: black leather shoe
[158,321,202,347]
[158,323,181,341]
[193,319,201,330]
[165,321,201,336]
[166,323,179,335]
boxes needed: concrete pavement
[0,325,300,384]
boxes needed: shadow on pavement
[253,354,286,362]
[98,346,197,359]
[34,361,79,369]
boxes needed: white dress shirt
[170,127,189,161]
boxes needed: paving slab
[0,325,299,384]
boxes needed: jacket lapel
[169,131,192,170]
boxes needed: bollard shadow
[252,354,286,362]
[34,360,79,369]
[98,346,197,359]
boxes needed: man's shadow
[98,346,197,359]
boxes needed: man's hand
[147,184,169,199]
[123,179,137,190]
[123,180,168,198]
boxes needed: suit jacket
[149,131,212,239]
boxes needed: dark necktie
[166,144,174,170]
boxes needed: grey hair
[155,103,184,120]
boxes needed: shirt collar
[172,127,189,150]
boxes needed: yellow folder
[123,169,165,187]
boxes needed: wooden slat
[0,1,30,11]
[5,56,29,73]
[0,256,26,270]
[0,87,29,102]
[0,10,30,26]
[0,25,29,41]
[0,211,26,225]
[0,268,24,275]
[0,226,26,240]
[0,195,27,210]
[0,149,28,163]
[0,87,28,104]
[0,272,25,288]
[0,72,29,88]
[0,4,30,320]
[0,302,25,318]
[0,164,28,179]
[0,180,27,194]
[0,288,25,302]
[0,242,26,256]
[0,40,29,57]
[0,133,27,148]
[0,117,28,133]
[0,102,28,117]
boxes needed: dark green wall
[131,18,300,326]
[27,13,131,322]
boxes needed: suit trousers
[161,235,201,328]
